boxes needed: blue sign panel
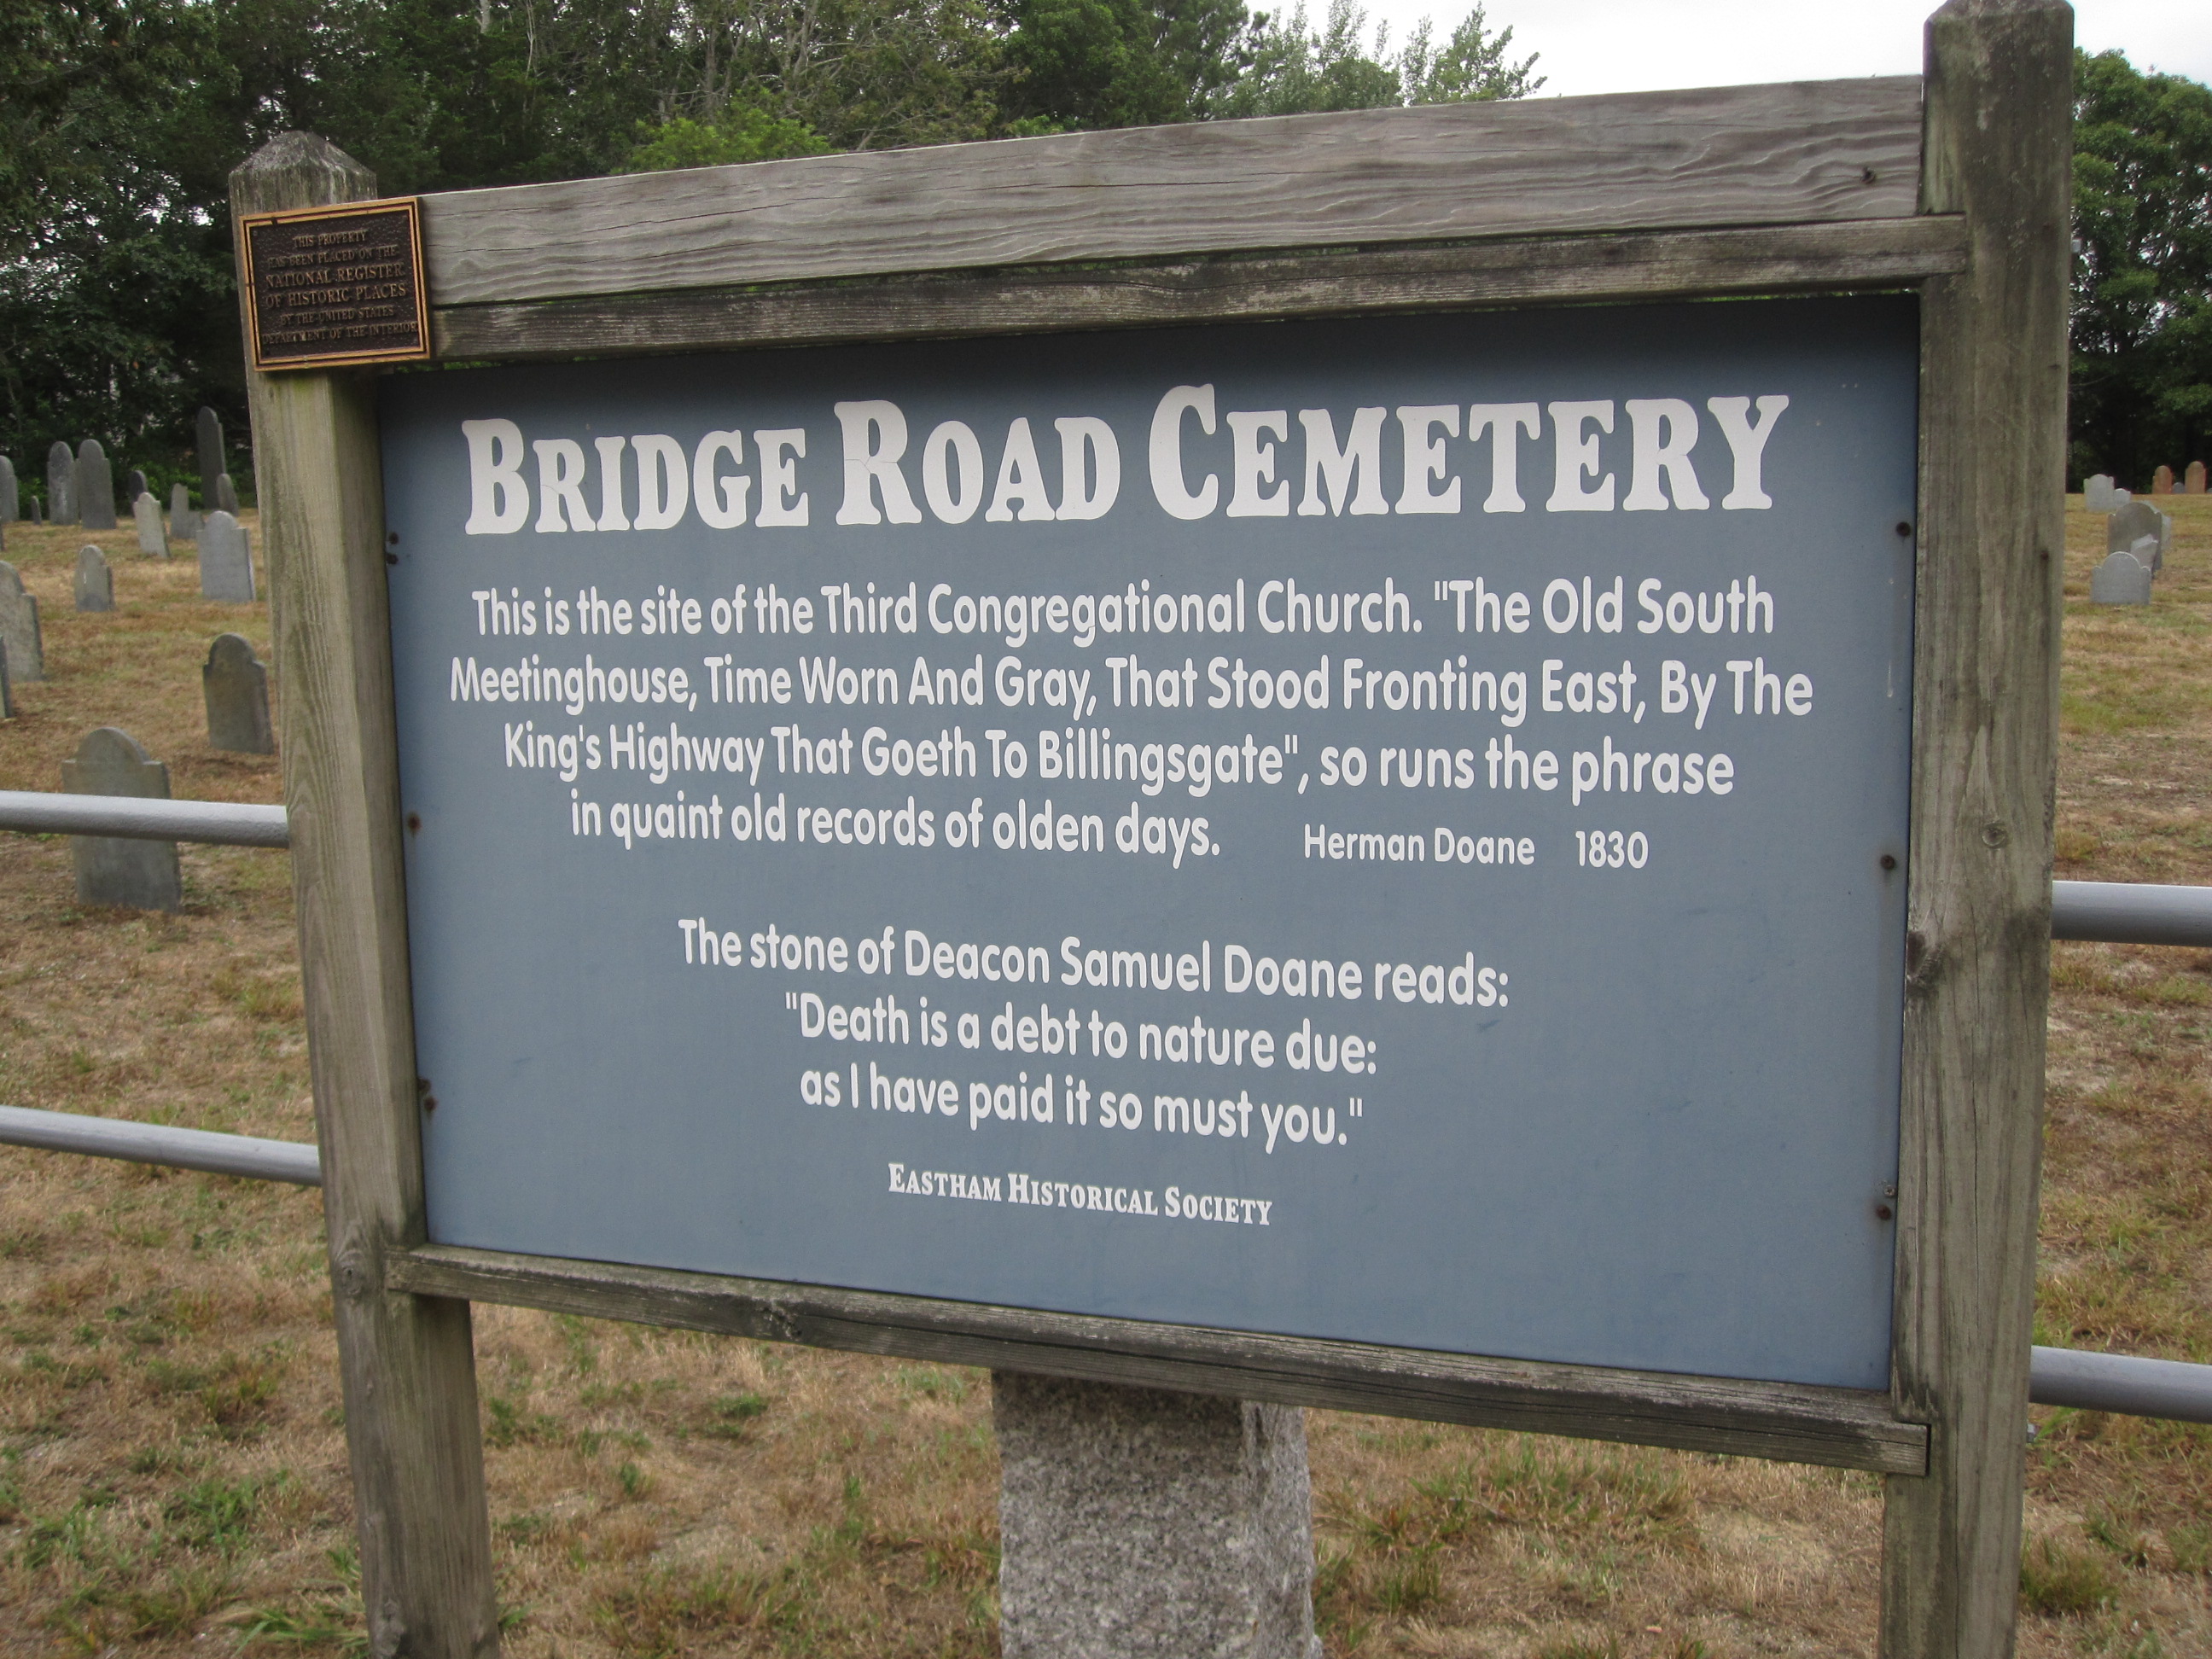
[382,296,1915,1390]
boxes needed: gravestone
[0,560,44,681]
[61,727,182,911]
[132,492,168,557]
[0,454,16,521]
[196,407,226,507]
[202,632,274,754]
[2187,461,2207,495]
[124,468,148,504]
[29,497,43,525]
[2110,499,2166,573]
[2083,473,2122,511]
[199,510,257,602]
[47,439,76,524]
[2090,549,2154,606]
[994,1374,1319,1659]
[0,636,11,719]
[74,546,114,613]
[76,439,117,530]
[2151,464,2174,494]
[170,482,199,543]
[215,474,240,515]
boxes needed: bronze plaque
[240,199,431,372]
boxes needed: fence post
[230,135,502,1658]
[1883,2,2071,1653]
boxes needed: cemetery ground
[0,501,2207,1659]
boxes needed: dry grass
[0,498,2209,1656]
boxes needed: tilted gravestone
[75,545,114,613]
[2090,549,2154,606]
[199,510,257,602]
[197,407,226,507]
[61,727,182,911]
[132,492,169,557]
[2109,499,2166,573]
[2082,473,2122,511]
[76,439,118,531]
[124,468,148,504]
[169,482,199,543]
[0,561,44,681]
[2151,464,2174,494]
[0,454,16,521]
[215,474,240,515]
[46,440,76,525]
[202,632,274,754]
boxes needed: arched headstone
[61,727,182,911]
[0,560,44,680]
[76,439,117,531]
[170,482,199,543]
[2082,474,2119,511]
[74,546,114,613]
[2090,549,2153,606]
[0,454,16,522]
[46,440,76,524]
[2109,499,2166,573]
[124,468,148,504]
[132,492,168,558]
[202,632,274,754]
[2151,464,2174,494]
[2187,460,2207,495]
[199,510,257,602]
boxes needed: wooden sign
[238,198,429,371]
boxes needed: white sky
[1361,0,2210,96]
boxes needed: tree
[999,0,1257,131]
[1213,0,1539,119]
[2069,49,2212,487]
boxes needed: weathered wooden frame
[233,3,2069,1652]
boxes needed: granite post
[994,1373,1320,1659]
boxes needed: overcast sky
[1359,0,2209,96]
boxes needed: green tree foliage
[2070,49,2212,486]
[0,0,1540,501]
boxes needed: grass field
[0,496,2207,1656]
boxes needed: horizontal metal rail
[2051,879,2212,948]
[3,1105,2206,1421]
[0,1103,321,1185]
[0,789,289,848]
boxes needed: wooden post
[230,135,503,1659]
[1884,3,2071,1654]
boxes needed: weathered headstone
[0,560,44,681]
[61,728,182,911]
[2151,464,2174,494]
[29,497,43,526]
[132,492,169,557]
[76,439,117,531]
[169,482,199,543]
[215,473,240,516]
[2188,460,2208,495]
[124,468,148,504]
[0,454,16,521]
[2110,499,2166,573]
[994,1374,1319,1659]
[2090,549,2154,606]
[199,510,257,602]
[196,407,225,507]
[2083,473,2122,511]
[47,439,76,525]
[202,632,275,754]
[0,636,12,719]
[74,545,114,613]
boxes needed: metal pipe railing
[0,789,289,847]
[2051,879,2212,947]
[0,1103,321,1185]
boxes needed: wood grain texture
[1882,3,2072,1656]
[421,79,1924,307]
[432,216,1967,363]
[387,1244,1929,1476]
[231,135,502,1659]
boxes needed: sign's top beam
[419,78,1924,310]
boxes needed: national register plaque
[240,198,431,372]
